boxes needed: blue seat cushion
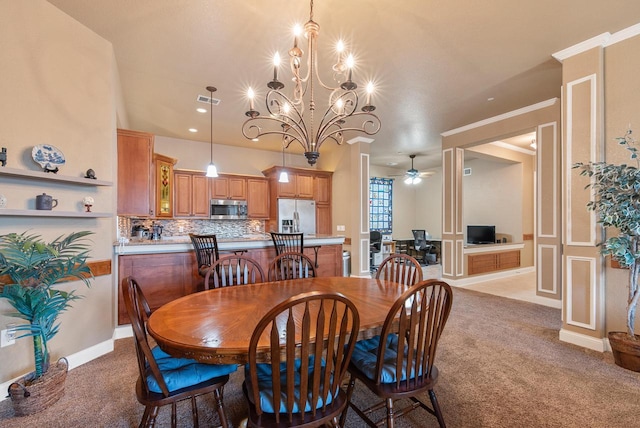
[146,346,237,394]
[244,356,334,413]
[350,334,423,383]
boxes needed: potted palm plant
[574,129,640,371]
[0,231,93,415]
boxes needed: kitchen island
[114,234,345,325]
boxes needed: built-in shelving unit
[0,167,113,218]
[0,209,111,218]
[0,167,113,186]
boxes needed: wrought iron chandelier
[242,0,381,166]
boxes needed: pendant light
[278,145,289,183]
[205,85,218,178]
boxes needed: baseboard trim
[0,338,114,402]
[114,324,133,339]
[446,266,535,287]
[559,328,609,352]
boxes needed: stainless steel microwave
[210,199,248,220]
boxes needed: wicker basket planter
[7,358,68,416]
[609,332,640,372]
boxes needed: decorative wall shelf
[0,209,111,218]
[0,167,113,186]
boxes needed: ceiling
[47,0,640,172]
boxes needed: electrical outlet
[337,225,345,232]
[178,226,184,233]
[1,326,16,347]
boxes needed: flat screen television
[467,225,496,244]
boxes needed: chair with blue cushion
[122,276,237,428]
[243,291,360,427]
[340,279,453,428]
[376,253,423,286]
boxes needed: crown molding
[606,22,640,46]
[490,141,536,156]
[552,32,610,62]
[553,22,640,63]
[441,98,558,137]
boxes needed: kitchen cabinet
[211,175,247,200]
[117,129,154,216]
[314,174,332,206]
[467,250,521,275]
[117,252,198,324]
[247,178,269,219]
[263,167,314,199]
[154,153,177,218]
[174,170,209,218]
[316,204,332,235]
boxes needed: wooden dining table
[147,276,409,365]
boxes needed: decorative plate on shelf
[32,144,65,172]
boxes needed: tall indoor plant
[574,129,640,371]
[0,231,93,414]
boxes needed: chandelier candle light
[242,0,381,166]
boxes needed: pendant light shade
[206,163,218,177]
[205,85,219,178]
[278,145,289,183]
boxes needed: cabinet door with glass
[154,153,177,218]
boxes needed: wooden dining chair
[341,279,453,428]
[122,276,237,428]
[376,253,424,286]
[203,254,265,289]
[189,233,220,277]
[270,232,304,255]
[268,251,316,281]
[243,291,360,427]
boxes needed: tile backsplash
[118,217,265,239]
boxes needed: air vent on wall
[197,94,221,105]
[463,168,472,176]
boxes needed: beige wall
[602,34,640,334]
[0,0,117,383]
[155,135,313,176]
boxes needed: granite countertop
[114,234,346,255]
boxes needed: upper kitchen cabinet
[211,175,247,200]
[174,170,209,218]
[247,178,269,219]
[117,129,154,216]
[154,153,177,218]
[313,173,332,206]
[262,166,314,199]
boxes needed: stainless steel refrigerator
[277,199,316,235]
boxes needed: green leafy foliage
[573,130,640,339]
[0,231,93,378]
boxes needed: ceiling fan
[392,154,434,185]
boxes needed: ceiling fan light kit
[403,154,426,185]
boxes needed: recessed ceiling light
[386,162,398,166]
[196,108,207,113]
[251,138,259,142]
[487,97,495,101]
[188,128,198,133]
